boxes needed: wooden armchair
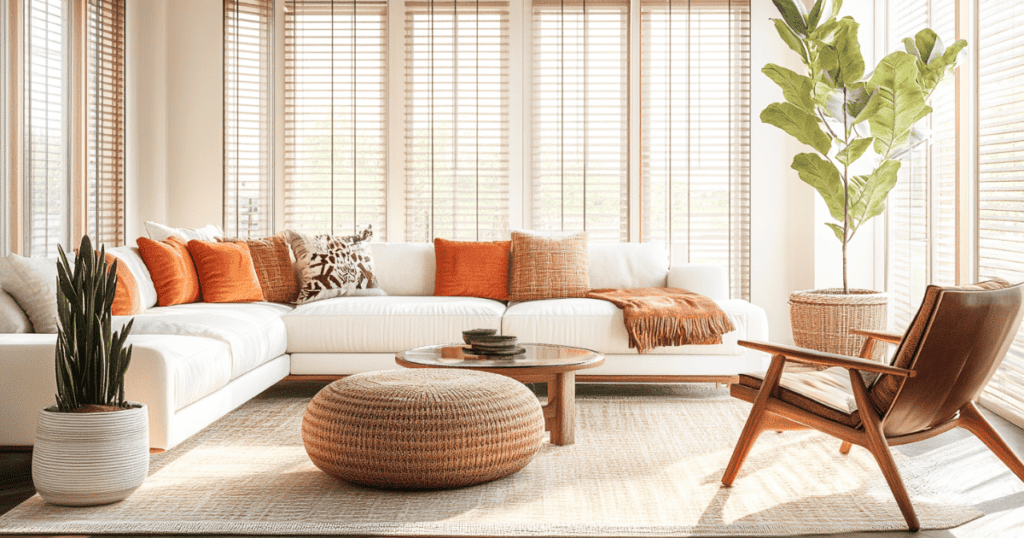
[721,281,1024,531]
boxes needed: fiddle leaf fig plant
[763,0,966,293]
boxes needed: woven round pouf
[302,369,545,489]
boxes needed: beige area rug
[0,382,988,536]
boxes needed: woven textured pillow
[217,234,299,304]
[186,240,264,303]
[103,253,144,315]
[285,226,379,305]
[434,238,510,301]
[0,255,58,333]
[137,236,203,306]
[508,230,589,302]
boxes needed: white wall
[127,0,170,242]
[128,0,882,345]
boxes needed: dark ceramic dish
[462,328,497,345]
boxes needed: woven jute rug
[0,382,993,536]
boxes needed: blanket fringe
[625,314,735,354]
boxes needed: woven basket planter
[32,403,149,506]
[789,289,888,358]
[302,369,544,490]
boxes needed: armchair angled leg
[839,441,852,454]
[849,370,920,532]
[722,355,785,486]
[959,401,1024,482]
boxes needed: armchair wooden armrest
[849,328,904,345]
[738,340,916,378]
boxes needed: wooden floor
[1,382,1023,538]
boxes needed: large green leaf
[772,0,809,36]
[806,0,841,33]
[913,29,943,63]
[848,159,901,238]
[919,38,968,96]
[833,18,865,84]
[867,51,929,156]
[793,152,846,222]
[774,19,808,63]
[837,137,874,166]
[763,64,816,113]
[806,0,826,32]
[762,103,833,155]
[826,222,846,242]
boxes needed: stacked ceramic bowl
[461,329,525,357]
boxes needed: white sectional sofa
[0,242,768,451]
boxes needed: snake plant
[54,235,134,412]
[763,0,966,293]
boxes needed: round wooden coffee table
[396,343,604,446]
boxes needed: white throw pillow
[0,286,33,333]
[0,255,59,333]
[145,221,224,242]
[106,245,159,309]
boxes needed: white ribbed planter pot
[32,403,149,506]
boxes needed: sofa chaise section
[0,332,289,450]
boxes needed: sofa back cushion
[587,243,669,290]
[369,241,670,297]
[371,243,436,296]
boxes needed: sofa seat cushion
[501,298,753,355]
[114,302,290,380]
[283,296,506,353]
[151,335,234,411]
[736,368,862,428]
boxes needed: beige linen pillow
[0,255,59,333]
[0,287,33,333]
[508,230,589,301]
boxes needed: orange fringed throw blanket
[586,287,735,353]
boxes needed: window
[284,0,389,238]
[224,0,273,238]
[404,0,510,242]
[977,1,1024,426]
[531,0,629,242]
[24,0,68,257]
[640,0,750,300]
[86,0,126,247]
[884,0,956,329]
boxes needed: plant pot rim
[41,402,146,414]
[789,288,888,306]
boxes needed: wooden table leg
[548,371,576,445]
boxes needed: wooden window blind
[531,0,629,243]
[404,0,510,242]
[24,0,68,257]
[639,0,750,300]
[284,0,388,238]
[225,0,273,238]
[86,0,125,247]
[977,2,1024,427]
[884,0,956,329]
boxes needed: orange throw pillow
[103,253,144,315]
[434,238,510,301]
[137,236,203,306]
[186,240,264,303]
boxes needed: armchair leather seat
[737,368,861,428]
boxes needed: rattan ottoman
[302,369,545,489]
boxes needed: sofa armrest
[667,264,729,302]
[0,334,61,447]
[0,334,175,449]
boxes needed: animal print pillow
[285,227,380,305]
